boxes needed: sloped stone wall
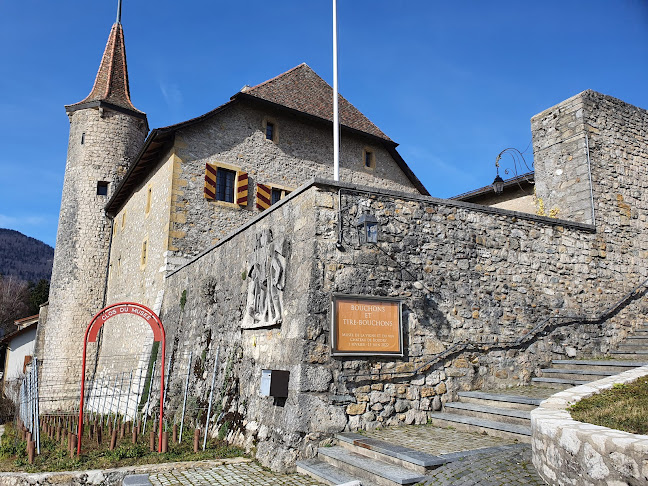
[531,366,648,485]
[160,176,648,470]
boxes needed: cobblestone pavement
[149,461,324,486]
[363,424,516,455]
[418,444,545,486]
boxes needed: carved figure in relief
[243,229,286,328]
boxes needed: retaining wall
[531,366,648,485]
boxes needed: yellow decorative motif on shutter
[204,163,217,200]
[236,171,248,206]
[256,184,271,211]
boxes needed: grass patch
[0,423,244,473]
[569,376,648,435]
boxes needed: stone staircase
[297,326,648,485]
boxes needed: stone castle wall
[153,91,648,470]
[36,107,146,407]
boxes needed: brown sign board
[331,295,403,356]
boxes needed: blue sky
[1,1,647,247]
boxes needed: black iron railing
[342,277,648,381]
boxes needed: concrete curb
[0,457,250,485]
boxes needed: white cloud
[159,81,183,109]
[0,214,46,227]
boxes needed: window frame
[363,148,376,170]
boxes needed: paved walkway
[149,461,324,486]
[419,444,545,486]
[363,423,516,456]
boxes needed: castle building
[34,10,648,474]
[36,17,427,394]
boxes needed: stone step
[457,391,542,411]
[539,368,615,381]
[443,402,530,426]
[336,432,446,474]
[296,458,362,486]
[531,377,590,386]
[427,413,531,443]
[616,344,648,352]
[609,351,648,360]
[551,359,648,372]
[624,336,648,344]
[317,446,427,486]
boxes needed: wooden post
[149,430,155,452]
[172,424,178,444]
[161,432,168,453]
[96,425,102,445]
[110,430,117,450]
[131,428,138,444]
[193,428,200,453]
[69,434,77,458]
[27,441,34,464]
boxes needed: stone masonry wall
[167,100,420,270]
[160,169,647,471]
[160,185,328,472]
[532,91,594,224]
[531,366,648,485]
[37,107,146,408]
[312,182,646,434]
[101,150,176,373]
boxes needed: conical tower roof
[66,22,144,117]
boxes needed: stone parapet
[531,366,648,485]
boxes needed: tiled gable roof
[243,63,391,141]
[66,22,144,115]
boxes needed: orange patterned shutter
[204,163,217,200]
[236,171,248,206]
[257,184,271,210]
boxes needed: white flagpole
[332,0,340,181]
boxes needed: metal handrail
[342,276,648,381]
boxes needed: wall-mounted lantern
[492,147,534,194]
[356,209,379,244]
[492,173,505,194]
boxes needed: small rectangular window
[216,167,236,203]
[145,187,152,214]
[81,133,85,145]
[141,240,147,266]
[365,151,373,167]
[266,122,275,141]
[271,188,291,205]
[97,181,109,196]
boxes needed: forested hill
[0,228,54,282]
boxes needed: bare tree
[0,275,30,336]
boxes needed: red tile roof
[66,22,143,114]
[243,63,391,141]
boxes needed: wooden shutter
[257,184,271,211]
[236,171,248,206]
[204,163,217,200]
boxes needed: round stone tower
[36,18,147,406]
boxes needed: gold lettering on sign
[334,297,401,354]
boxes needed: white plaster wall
[5,328,37,382]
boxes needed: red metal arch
[77,302,166,455]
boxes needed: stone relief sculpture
[242,229,287,329]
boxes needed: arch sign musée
[331,294,403,356]
[77,302,166,456]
